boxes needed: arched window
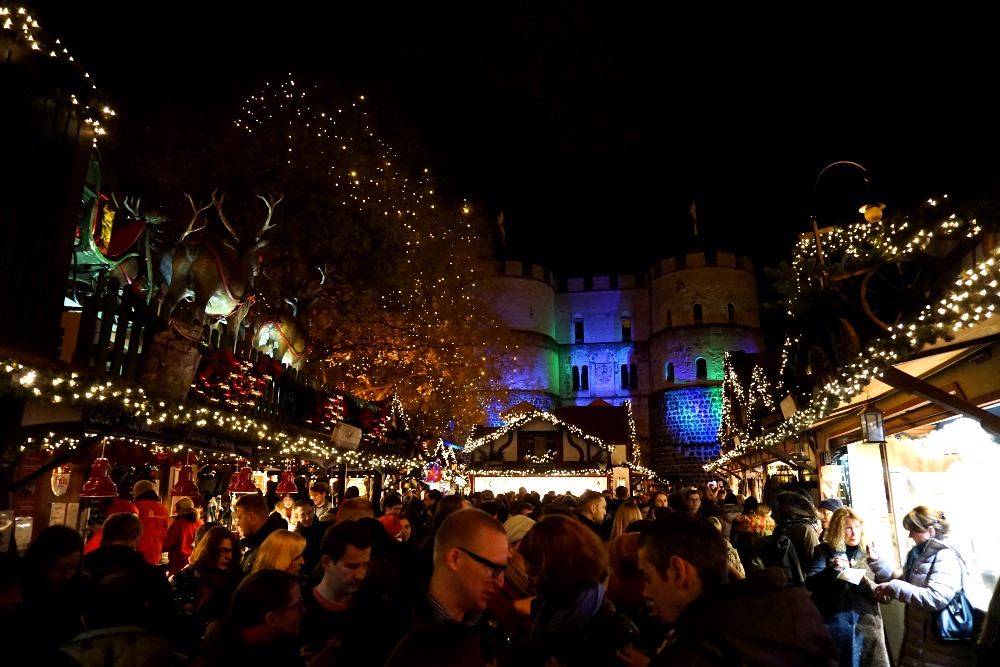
[621,364,629,389]
[666,362,674,383]
[581,365,589,390]
[574,319,584,343]
[693,304,703,322]
[572,366,580,390]
[629,363,638,390]
[621,315,632,342]
[728,303,735,321]
[666,309,672,327]
[696,358,708,380]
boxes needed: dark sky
[34,4,1000,279]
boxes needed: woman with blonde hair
[805,507,892,666]
[873,505,977,666]
[516,514,638,666]
[251,529,307,577]
[609,499,642,541]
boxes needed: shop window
[696,358,707,379]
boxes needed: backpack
[748,532,805,587]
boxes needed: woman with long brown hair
[170,524,244,657]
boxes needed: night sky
[32,4,1000,281]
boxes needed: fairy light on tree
[227,75,520,444]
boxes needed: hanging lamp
[275,458,298,495]
[228,460,258,494]
[171,450,201,497]
[80,439,119,498]
[860,403,886,444]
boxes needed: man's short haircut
[100,512,143,546]
[426,489,443,503]
[684,487,700,500]
[320,519,373,562]
[433,508,505,564]
[235,493,269,517]
[577,490,604,512]
[310,481,329,496]
[294,499,314,510]
[384,493,402,509]
[337,497,375,522]
[615,485,628,499]
[638,512,728,592]
[345,486,361,499]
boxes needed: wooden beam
[880,366,1000,439]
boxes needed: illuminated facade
[474,250,765,483]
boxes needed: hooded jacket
[651,568,838,666]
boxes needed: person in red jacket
[132,479,169,566]
[163,496,205,577]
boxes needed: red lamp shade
[275,470,297,495]
[80,457,119,498]
[171,463,201,497]
[228,466,258,494]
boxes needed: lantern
[80,441,119,498]
[171,451,201,497]
[860,403,885,443]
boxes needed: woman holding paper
[805,506,892,667]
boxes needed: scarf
[529,583,605,645]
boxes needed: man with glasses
[392,508,512,664]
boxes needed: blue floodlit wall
[651,386,723,446]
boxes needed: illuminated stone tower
[475,249,764,483]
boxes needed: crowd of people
[0,478,998,666]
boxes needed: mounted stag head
[252,265,330,371]
[157,190,283,348]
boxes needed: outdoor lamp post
[860,403,886,443]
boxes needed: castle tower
[646,249,764,479]
[471,260,561,424]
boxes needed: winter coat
[162,513,204,577]
[880,537,977,666]
[805,543,892,667]
[134,493,170,566]
[650,568,838,666]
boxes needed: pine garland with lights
[709,193,1000,471]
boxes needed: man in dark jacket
[618,512,837,666]
[83,511,178,642]
[234,493,288,572]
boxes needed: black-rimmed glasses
[457,547,508,578]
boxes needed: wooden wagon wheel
[861,259,931,331]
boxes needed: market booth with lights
[708,195,1000,658]
[463,403,654,498]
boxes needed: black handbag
[937,546,975,641]
[937,587,975,640]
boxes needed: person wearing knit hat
[163,496,204,577]
[378,514,405,540]
[503,514,535,545]
[818,497,845,540]
[132,479,169,567]
[488,514,536,644]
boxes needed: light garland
[1,6,115,143]
[707,194,997,471]
[1,357,423,471]
[463,408,615,453]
